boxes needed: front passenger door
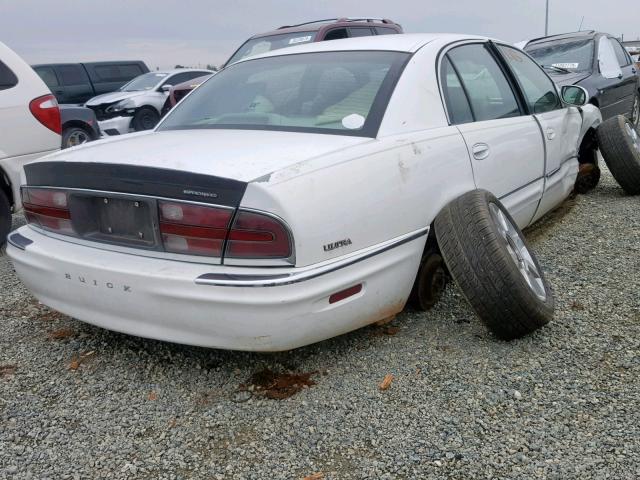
[443,43,546,228]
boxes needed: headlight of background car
[106,100,135,114]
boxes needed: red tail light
[225,211,291,259]
[22,187,74,234]
[159,201,233,256]
[29,94,62,134]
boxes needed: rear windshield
[159,51,409,137]
[121,72,168,91]
[525,39,594,72]
[226,32,318,65]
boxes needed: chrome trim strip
[195,227,429,287]
[7,232,33,250]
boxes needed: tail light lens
[29,94,62,134]
[22,187,74,234]
[225,211,292,259]
[159,201,233,256]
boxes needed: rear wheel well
[0,167,13,208]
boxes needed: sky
[1,0,638,70]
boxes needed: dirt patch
[371,325,400,337]
[0,365,16,378]
[243,368,317,400]
[48,328,75,340]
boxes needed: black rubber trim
[24,162,247,207]
[7,232,33,250]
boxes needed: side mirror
[561,85,588,107]
[160,84,173,93]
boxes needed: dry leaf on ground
[379,374,394,391]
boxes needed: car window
[226,32,318,65]
[348,28,374,37]
[94,64,144,82]
[324,28,349,41]
[611,38,631,67]
[166,72,209,86]
[440,56,474,125]
[34,66,59,88]
[375,27,397,35]
[525,39,594,72]
[0,60,18,90]
[447,44,521,121]
[121,72,168,91]
[56,65,89,86]
[159,51,409,138]
[497,45,561,114]
[598,37,623,79]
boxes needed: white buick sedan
[8,34,638,351]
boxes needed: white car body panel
[0,41,60,211]
[7,33,604,350]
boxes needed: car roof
[233,33,489,63]
[250,18,401,38]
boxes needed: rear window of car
[93,64,144,82]
[34,66,59,87]
[375,27,398,35]
[159,51,410,138]
[226,32,318,65]
[0,61,18,90]
[57,65,90,86]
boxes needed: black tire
[630,91,640,131]
[574,131,600,194]
[409,251,447,310]
[62,126,92,149]
[597,115,640,195]
[434,190,554,340]
[131,106,160,131]
[0,189,11,247]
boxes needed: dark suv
[523,31,639,127]
[166,18,402,110]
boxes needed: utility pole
[545,0,549,36]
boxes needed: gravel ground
[1,166,639,479]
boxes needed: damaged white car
[8,34,640,351]
[84,69,212,136]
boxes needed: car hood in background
[85,91,147,106]
[547,71,591,86]
[35,129,373,182]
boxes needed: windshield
[121,72,168,91]
[159,51,409,137]
[525,39,594,72]
[226,32,318,65]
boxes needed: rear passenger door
[53,64,94,104]
[496,44,582,221]
[441,42,545,228]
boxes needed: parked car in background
[522,31,639,128]
[166,17,403,111]
[0,41,60,246]
[12,34,640,353]
[85,69,212,135]
[165,73,213,113]
[32,61,149,105]
[60,105,100,149]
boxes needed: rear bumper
[7,226,426,351]
[98,116,132,136]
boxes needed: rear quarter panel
[241,127,475,267]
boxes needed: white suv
[0,41,61,245]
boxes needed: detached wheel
[132,106,160,131]
[597,115,640,195]
[0,189,11,247]
[62,126,91,149]
[435,190,554,340]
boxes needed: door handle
[471,143,490,160]
[546,128,556,140]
